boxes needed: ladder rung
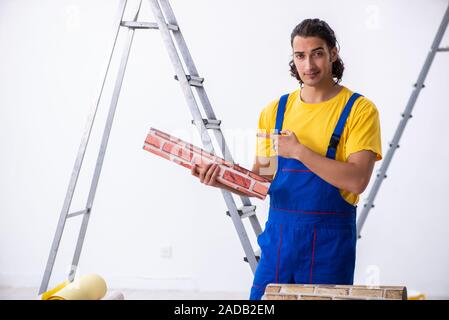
[120,21,179,31]
[174,74,204,87]
[437,47,449,52]
[244,249,261,263]
[191,119,221,130]
[226,205,256,219]
[67,209,90,219]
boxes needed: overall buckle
[329,134,340,149]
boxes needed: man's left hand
[275,130,303,160]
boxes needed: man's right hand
[191,161,269,198]
[191,163,221,187]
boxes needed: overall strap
[274,94,289,133]
[326,93,363,159]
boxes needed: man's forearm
[294,145,367,194]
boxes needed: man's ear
[330,47,338,63]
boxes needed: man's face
[292,35,337,87]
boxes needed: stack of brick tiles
[143,127,271,200]
[263,284,407,300]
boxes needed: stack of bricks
[143,127,272,200]
[263,284,407,300]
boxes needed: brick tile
[154,130,171,140]
[172,157,193,169]
[332,296,376,300]
[316,287,350,296]
[145,135,161,148]
[232,165,248,174]
[234,186,257,197]
[351,288,384,298]
[384,289,406,300]
[223,170,251,188]
[280,285,315,294]
[263,294,297,300]
[253,182,269,195]
[162,142,193,162]
[143,145,170,161]
[199,150,214,161]
[298,295,332,300]
[264,285,281,293]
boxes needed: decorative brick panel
[263,284,407,300]
[143,127,272,200]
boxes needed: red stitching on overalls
[275,224,283,283]
[281,168,311,172]
[310,226,317,284]
[271,207,352,215]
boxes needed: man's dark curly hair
[289,19,344,86]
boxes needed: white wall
[1,0,448,298]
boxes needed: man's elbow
[349,177,370,195]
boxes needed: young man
[191,19,382,300]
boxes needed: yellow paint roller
[41,280,70,300]
[42,274,107,300]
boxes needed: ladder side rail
[357,2,449,238]
[68,1,144,283]
[38,0,129,295]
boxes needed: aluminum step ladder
[356,1,449,238]
[39,0,263,295]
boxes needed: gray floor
[0,286,249,300]
[3,286,447,300]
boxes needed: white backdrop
[1,0,448,298]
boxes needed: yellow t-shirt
[256,86,382,205]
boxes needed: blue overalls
[249,92,362,300]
